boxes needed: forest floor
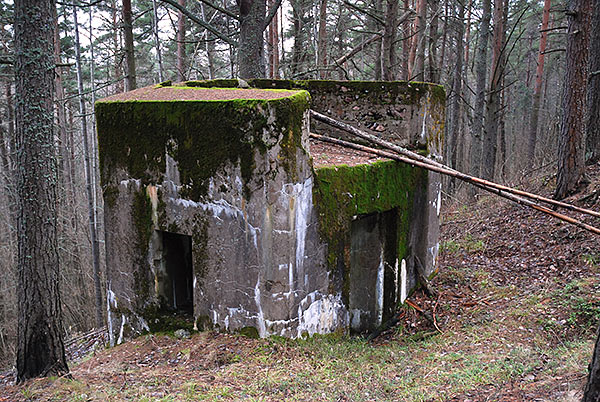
[2,164,600,401]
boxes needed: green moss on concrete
[313,160,424,300]
[132,188,153,302]
[183,79,445,107]
[96,90,310,201]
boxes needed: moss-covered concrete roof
[98,84,302,102]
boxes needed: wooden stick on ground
[310,110,600,219]
[310,133,600,236]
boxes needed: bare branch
[159,0,236,45]
[335,32,382,66]
[263,0,283,30]
[195,0,238,20]
[343,1,385,26]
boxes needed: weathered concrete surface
[97,81,445,342]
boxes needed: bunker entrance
[349,209,398,333]
[158,231,193,314]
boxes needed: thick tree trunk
[15,0,69,382]
[401,0,410,80]
[268,0,280,78]
[122,0,137,90]
[177,0,186,81]
[111,0,124,93]
[382,0,398,80]
[554,0,591,200]
[427,0,439,83]
[239,0,266,78]
[585,1,600,164]
[446,0,465,182]
[584,322,600,401]
[527,0,551,163]
[469,0,490,187]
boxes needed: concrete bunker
[96,79,444,344]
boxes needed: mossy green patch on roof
[96,87,310,200]
[183,79,445,106]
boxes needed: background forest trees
[0,0,589,365]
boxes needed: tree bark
[584,321,600,401]
[427,0,439,83]
[401,0,410,80]
[268,0,280,78]
[554,0,591,200]
[585,0,600,164]
[177,0,186,81]
[15,0,69,382]
[412,0,427,81]
[446,0,464,183]
[382,0,398,80]
[469,0,490,187]
[238,0,266,78]
[153,0,165,82]
[317,0,328,78]
[527,0,551,163]
[122,0,137,90]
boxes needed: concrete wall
[96,80,445,343]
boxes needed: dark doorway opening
[161,231,193,314]
[349,209,397,333]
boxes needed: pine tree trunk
[584,321,600,401]
[555,0,591,200]
[317,0,328,78]
[427,0,439,83]
[527,0,551,163]
[238,0,266,78]
[177,0,186,81]
[382,0,398,80]
[446,0,465,182]
[413,0,427,81]
[401,0,410,80]
[15,0,69,382]
[122,0,137,90]
[585,1,600,164]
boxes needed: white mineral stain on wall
[400,259,407,304]
[297,292,348,337]
[376,248,384,326]
[172,197,260,249]
[117,314,126,345]
[428,243,440,271]
[254,279,267,337]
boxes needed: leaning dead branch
[309,110,600,220]
[309,133,600,236]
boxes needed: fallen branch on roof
[309,132,600,236]
[310,110,600,220]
